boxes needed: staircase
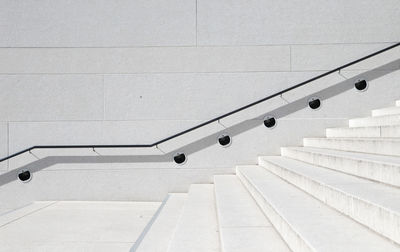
[135,99,400,252]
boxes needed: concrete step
[167,184,220,252]
[236,165,400,252]
[214,175,290,252]
[349,114,400,127]
[372,106,400,117]
[303,137,400,156]
[326,125,400,138]
[259,156,400,244]
[281,146,400,187]
[135,193,187,252]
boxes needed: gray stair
[214,175,290,252]
[237,165,400,252]
[259,156,400,244]
[167,184,220,252]
[372,106,400,117]
[349,114,400,128]
[281,146,400,187]
[303,137,400,156]
[326,125,400,138]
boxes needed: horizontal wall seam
[0,70,378,75]
[0,41,395,49]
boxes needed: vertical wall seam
[7,121,9,171]
[102,74,106,120]
[289,45,292,71]
[195,0,198,46]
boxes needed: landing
[0,201,161,251]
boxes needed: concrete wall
[0,0,399,208]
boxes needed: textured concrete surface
[0,201,161,252]
[281,146,400,187]
[326,125,400,138]
[304,137,400,156]
[214,175,290,252]
[167,184,220,252]
[237,165,400,252]
[135,194,187,252]
[259,156,400,244]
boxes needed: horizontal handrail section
[1,42,399,163]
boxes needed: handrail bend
[1,42,399,163]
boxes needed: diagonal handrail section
[1,42,399,163]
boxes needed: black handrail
[1,42,399,163]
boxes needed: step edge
[258,156,400,245]
[280,147,400,167]
[236,166,316,252]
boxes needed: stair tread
[136,193,187,252]
[283,146,400,166]
[260,156,400,213]
[167,184,220,252]
[237,165,400,252]
[214,175,290,252]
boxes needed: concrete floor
[0,201,161,252]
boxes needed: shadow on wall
[0,59,399,187]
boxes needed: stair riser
[259,159,400,245]
[304,138,400,156]
[237,169,314,252]
[372,107,400,117]
[326,127,380,138]
[349,116,400,127]
[281,148,400,187]
[326,126,400,138]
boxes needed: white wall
[0,0,399,208]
